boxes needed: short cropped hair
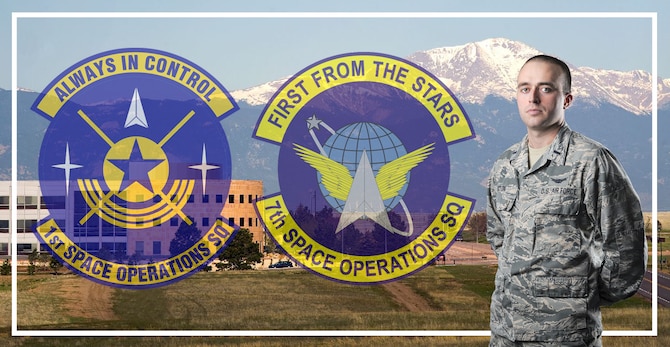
[523,55,572,94]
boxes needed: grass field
[644,211,670,229]
[0,265,667,346]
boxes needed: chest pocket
[537,190,580,215]
[495,184,518,213]
[533,190,582,257]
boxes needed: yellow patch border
[36,218,235,287]
[255,53,473,144]
[35,50,236,118]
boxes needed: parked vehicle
[269,260,293,269]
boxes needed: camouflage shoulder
[568,131,625,165]
[568,130,608,153]
[495,140,523,162]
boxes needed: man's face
[516,60,572,132]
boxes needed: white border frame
[11,11,658,338]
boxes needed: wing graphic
[293,143,353,201]
[375,143,435,201]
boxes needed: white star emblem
[52,142,83,195]
[189,144,219,194]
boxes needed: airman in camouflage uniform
[486,55,647,346]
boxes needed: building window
[135,241,144,255]
[228,217,234,226]
[17,219,37,233]
[228,194,234,203]
[17,196,39,209]
[0,196,9,209]
[41,195,66,209]
[0,243,7,256]
[248,218,252,227]
[17,243,33,254]
[101,220,124,237]
[239,195,245,204]
[202,194,209,203]
[102,242,127,258]
[216,194,223,203]
[187,195,194,203]
[202,217,210,227]
[239,217,245,227]
[153,241,161,255]
[248,194,253,203]
[0,220,8,233]
[170,218,179,226]
[74,211,100,237]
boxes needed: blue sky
[1,0,667,92]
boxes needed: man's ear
[563,93,573,109]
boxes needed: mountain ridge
[231,37,669,115]
[1,37,664,210]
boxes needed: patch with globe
[31,48,239,289]
[253,53,477,284]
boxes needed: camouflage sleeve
[585,148,647,305]
[486,170,504,259]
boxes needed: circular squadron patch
[31,48,238,289]
[253,53,476,284]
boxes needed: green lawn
[0,265,665,346]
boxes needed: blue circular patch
[31,48,238,289]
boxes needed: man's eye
[541,87,553,93]
[519,87,529,93]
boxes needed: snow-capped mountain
[408,38,539,104]
[230,78,290,108]
[0,87,37,93]
[17,87,36,93]
[231,38,668,115]
[2,38,665,210]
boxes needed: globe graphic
[320,122,408,212]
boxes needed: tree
[291,204,316,234]
[644,215,652,234]
[28,249,39,275]
[0,259,10,276]
[337,225,365,254]
[217,228,262,270]
[313,206,338,249]
[263,234,278,254]
[97,247,113,262]
[49,256,63,275]
[371,211,408,254]
[169,217,201,257]
[466,211,487,243]
[38,252,50,272]
[644,215,663,234]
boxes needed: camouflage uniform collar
[509,124,572,173]
[544,124,572,166]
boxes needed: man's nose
[529,88,540,103]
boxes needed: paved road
[638,270,670,307]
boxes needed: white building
[0,180,265,260]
